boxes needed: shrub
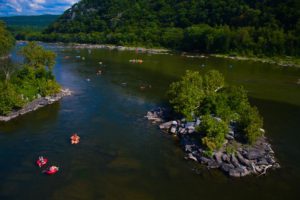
[238,106,264,144]
[0,83,25,115]
[200,115,229,151]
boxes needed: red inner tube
[36,158,48,167]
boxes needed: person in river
[70,133,80,144]
[39,156,44,163]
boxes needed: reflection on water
[0,43,299,200]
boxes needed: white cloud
[0,0,80,16]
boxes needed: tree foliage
[0,21,15,57]
[168,70,204,121]
[24,0,300,56]
[168,70,264,147]
[0,39,60,115]
[20,42,56,70]
[200,115,229,151]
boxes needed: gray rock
[207,160,220,169]
[200,156,211,164]
[188,127,195,134]
[0,89,72,122]
[245,149,265,160]
[240,168,251,177]
[214,152,223,165]
[257,158,269,165]
[179,128,187,134]
[185,122,195,128]
[187,153,198,162]
[185,145,193,153]
[196,119,201,126]
[231,154,242,168]
[170,126,177,134]
[159,121,172,130]
[229,169,241,177]
[221,163,235,172]
[236,151,252,167]
[222,154,231,163]
[226,134,234,140]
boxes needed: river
[0,43,299,200]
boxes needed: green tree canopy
[0,21,15,57]
[20,42,56,70]
[168,70,204,120]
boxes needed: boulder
[196,119,201,126]
[257,158,269,166]
[179,128,187,134]
[226,134,234,140]
[231,154,241,168]
[229,169,241,177]
[159,121,172,130]
[188,127,195,134]
[184,145,193,153]
[185,122,195,128]
[200,156,211,164]
[187,153,198,162]
[236,151,252,167]
[240,168,251,177]
[244,149,265,160]
[222,154,231,163]
[214,152,223,165]
[220,163,235,172]
[170,126,177,134]
[207,160,220,169]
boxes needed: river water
[0,43,299,200]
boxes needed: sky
[0,0,80,16]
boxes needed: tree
[0,21,15,57]
[203,70,225,94]
[200,114,229,151]
[168,70,204,120]
[0,83,24,115]
[0,59,17,84]
[238,106,263,144]
[20,42,56,71]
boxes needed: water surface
[0,43,299,200]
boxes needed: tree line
[5,0,300,57]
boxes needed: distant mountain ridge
[46,0,300,33]
[20,0,300,56]
[0,15,59,28]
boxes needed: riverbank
[18,41,300,67]
[17,41,170,55]
[145,109,280,177]
[0,88,72,122]
[211,54,300,68]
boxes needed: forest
[13,0,299,57]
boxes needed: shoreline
[17,41,170,55]
[211,54,300,68]
[0,88,72,122]
[145,108,280,177]
[17,41,300,67]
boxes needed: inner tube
[45,166,59,175]
[36,158,48,167]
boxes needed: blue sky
[0,0,80,16]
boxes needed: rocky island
[146,70,280,177]
[0,23,68,121]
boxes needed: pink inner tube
[36,158,48,167]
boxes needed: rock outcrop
[0,89,72,122]
[146,108,280,177]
